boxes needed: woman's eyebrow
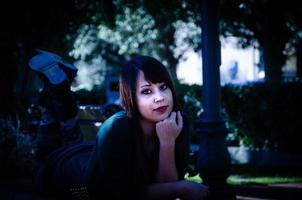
[140,83,152,88]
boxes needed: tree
[285,0,302,80]
[220,0,302,82]
[71,0,302,83]
[0,0,106,117]
[69,0,203,81]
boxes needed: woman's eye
[160,84,167,90]
[141,89,152,94]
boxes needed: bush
[73,80,302,153]
[174,82,203,144]
[175,81,302,152]
[222,82,302,152]
[0,118,35,178]
[74,85,106,105]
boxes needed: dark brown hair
[119,55,179,119]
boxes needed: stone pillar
[197,0,235,199]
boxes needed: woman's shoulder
[103,110,131,127]
[96,111,132,138]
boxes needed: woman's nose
[154,91,164,103]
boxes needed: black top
[40,111,189,200]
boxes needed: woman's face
[136,71,173,123]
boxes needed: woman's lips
[154,106,168,113]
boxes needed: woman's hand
[155,111,183,146]
[180,180,209,200]
[155,111,183,182]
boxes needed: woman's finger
[177,111,183,128]
[169,111,176,122]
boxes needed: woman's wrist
[159,141,175,149]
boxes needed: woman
[29,50,208,200]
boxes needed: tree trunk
[261,27,288,83]
[259,1,289,83]
[262,40,285,83]
[0,35,18,118]
[166,50,178,80]
[296,41,302,80]
[157,25,178,80]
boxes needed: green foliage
[74,85,106,105]
[174,81,203,143]
[186,173,302,185]
[0,119,17,159]
[69,2,202,81]
[222,82,302,152]
[0,119,34,178]
[227,175,302,185]
[74,80,302,153]
[175,81,302,152]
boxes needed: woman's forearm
[146,180,209,200]
[156,143,178,182]
[146,181,184,200]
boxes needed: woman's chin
[154,113,170,122]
